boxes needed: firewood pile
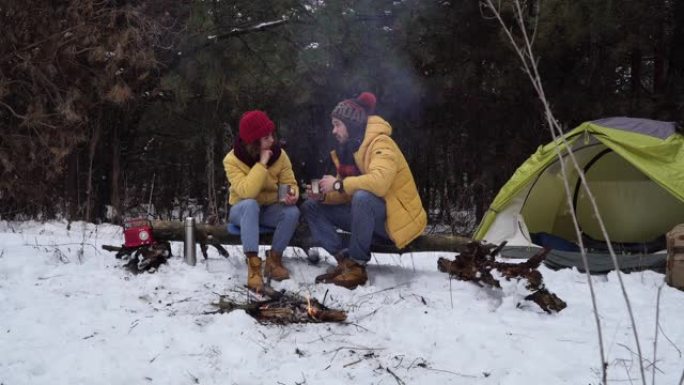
[437,241,567,313]
[208,288,347,324]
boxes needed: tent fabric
[591,117,676,140]
[500,246,667,274]
[473,117,684,272]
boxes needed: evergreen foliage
[1,0,682,234]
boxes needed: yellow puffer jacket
[223,150,299,206]
[324,116,427,249]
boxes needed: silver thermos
[184,217,197,266]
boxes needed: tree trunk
[111,123,121,223]
[85,123,101,222]
[631,47,642,98]
[206,127,217,218]
[150,220,471,254]
[64,151,80,221]
[653,8,666,95]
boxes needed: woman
[223,110,300,292]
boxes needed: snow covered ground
[0,221,682,385]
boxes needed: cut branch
[150,220,471,254]
[437,240,566,313]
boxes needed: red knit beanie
[331,92,377,129]
[239,110,275,144]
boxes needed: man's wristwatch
[333,179,344,192]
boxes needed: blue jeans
[228,199,300,254]
[300,190,391,264]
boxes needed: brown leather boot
[245,252,264,293]
[315,252,348,283]
[329,259,367,290]
[264,250,290,281]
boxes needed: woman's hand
[259,149,273,165]
[282,190,298,205]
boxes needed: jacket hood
[363,115,392,141]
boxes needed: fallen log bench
[150,220,471,256]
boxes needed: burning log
[208,288,347,324]
[151,220,471,254]
[437,241,567,313]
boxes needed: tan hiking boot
[245,252,264,293]
[315,252,349,283]
[329,259,368,290]
[264,250,290,281]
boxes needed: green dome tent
[473,117,684,272]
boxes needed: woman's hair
[243,132,276,160]
[245,141,261,159]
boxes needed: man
[301,92,427,289]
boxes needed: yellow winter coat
[324,116,427,249]
[223,150,299,206]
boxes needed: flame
[306,293,318,319]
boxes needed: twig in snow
[305,331,349,344]
[355,308,380,322]
[79,222,88,263]
[128,319,140,334]
[644,361,665,375]
[652,284,663,385]
[657,324,682,358]
[406,357,425,370]
[54,248,69,263]
[449,275,453,309]
[32,242,99,250]
[617,344,662,375]
[322,289,329,306]
[393,354,405,369]
[38,274,64,280]
[344,322,371,332]
[343,358,363,368]
[417,365,479,379]
[358,281,412,297]
[325,346,385,365]
[620,358,636,385]
[386,367,406,385]
[186,371,199,384]
[404,357,478,378]
[325,346,386,355]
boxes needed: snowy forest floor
[1,221,683,385]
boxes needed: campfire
[209,288,347,324]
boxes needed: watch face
[334,181,341,190]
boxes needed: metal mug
[278,184,292,201]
